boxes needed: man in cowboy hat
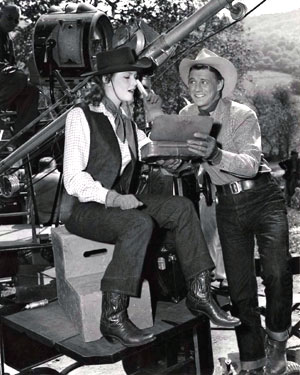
[179,48,292,374]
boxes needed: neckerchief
[198,97,220,116]
[102,96,131,143]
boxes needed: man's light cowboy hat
[179,48,237,97]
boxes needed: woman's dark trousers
[66,194,214,297]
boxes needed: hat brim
[81,58,153,77]
[179,56,237,97]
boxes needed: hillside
[242,9,300,76]
[242,70,293,95]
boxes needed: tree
[291,79,300,96]
[252,86,297,159]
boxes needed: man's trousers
[216,176,292,371]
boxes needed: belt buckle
[229,181,242,194]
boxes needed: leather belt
[216,173,271,195]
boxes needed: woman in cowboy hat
[180,48,292,374]
[63,46,240,348]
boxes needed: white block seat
[51,225,153,342]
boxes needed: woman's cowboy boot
[186,270,241,328]
[100,292,156,347]
[265,337,287,374]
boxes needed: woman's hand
[114,194,144,210]
[143,92,164,122]
[106,191,144,210]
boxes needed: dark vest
[78,103,139,194]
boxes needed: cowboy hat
[82,47,153,77]
[179,48,237,97]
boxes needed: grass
[242,70,294,96]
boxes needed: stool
[51,225,153,342]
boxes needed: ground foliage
[251,86,298,159]
[243,10,300,77]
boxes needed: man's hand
[143,92,164,122]
[187,132,222,164]
[106,191,144,210]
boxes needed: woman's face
[106,71,138,105]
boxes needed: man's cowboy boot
[100,292,156,347]
[265,337,287,374]
[186,270,241,328]
[239,368,265,374]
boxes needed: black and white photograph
[0,0,299,374]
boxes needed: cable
[153,0,268,83]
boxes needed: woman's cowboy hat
[82,47,153,77]
[179,48,237,97]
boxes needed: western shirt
[180,98,271,185]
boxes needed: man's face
[188,68,223,110]
[0,7,20,33]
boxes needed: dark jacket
[279,158,300,180]
[0,28,15,71]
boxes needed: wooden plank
[0,224,51,248]
[2,302,78,347]
[2,299,209,364]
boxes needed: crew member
[279,150,300,206]
[0,4,39,145]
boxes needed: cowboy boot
[186,270,241,328]
[100,292,156,347]
[265,337,287,374]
